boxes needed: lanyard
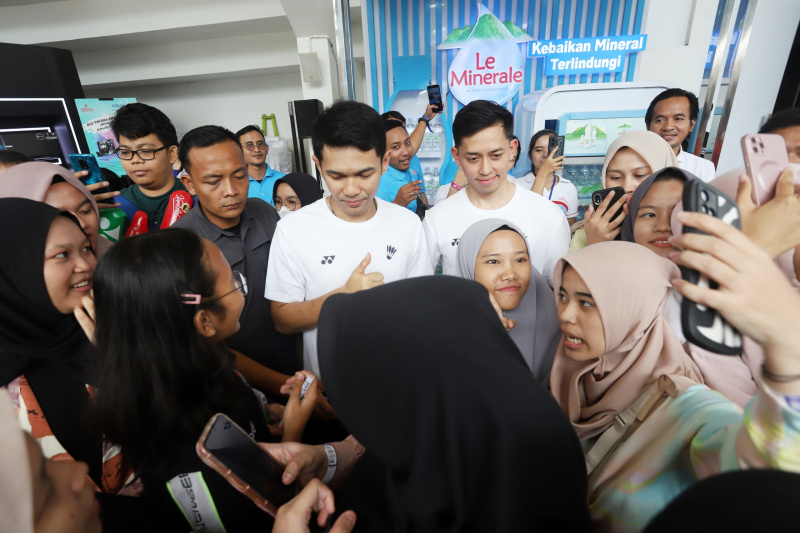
[547,175,557,200]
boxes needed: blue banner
[528,34,647,76]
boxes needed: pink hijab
[550,241,703,440]
[601,130,679,187]
[0,161,112,257]
[0,388,33,533]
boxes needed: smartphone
[68,154,109,193]
[427,84,443,113]
[741,133,791,205]
[591,186,626,222]
[299,374,316,400]
[547,135,565,159]
[196,413,295,517]
[680,180,742,355]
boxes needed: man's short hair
[381,110,406,123]
[235,125,265,143]
[452,100,514,149]
[110,102,178,148]
[178,125,240,173]
[312,101,386,162]
[383,117,407,134]
[759,108,800,134]
[0,150,33,167]
[645,88,700,127]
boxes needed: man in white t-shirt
[424,100,570,285]
[646,88,716,182]
[266,101,432,376]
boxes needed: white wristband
[321,444,337,484]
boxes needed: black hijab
[0,198,91,385]
[272,172,321,207]
[318,276,592,532]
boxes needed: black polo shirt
[173,198,298,374]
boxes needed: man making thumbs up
[266,101,432,376]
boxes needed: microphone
[124,211,149,237]
[160,190,194,229]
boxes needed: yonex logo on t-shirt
[321,255,335,265]
[451,238,460,246]
[387,245,397,259]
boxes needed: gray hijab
[621,166,696,242]
[455,219,560,384]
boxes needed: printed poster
[75,98,136,178]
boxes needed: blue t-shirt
[376,158,427,212]
[247,164,286,205]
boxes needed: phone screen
[427,85,443,112]
[202,414,289,502]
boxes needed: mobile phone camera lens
[700,205,708,214]
[80,161,88,169]
[708,208,715,216]
[700,190,709,202]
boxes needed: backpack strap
[585,380,663,476]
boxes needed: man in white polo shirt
[266,101,431,376]
[646,88,716,182]
[424,100,569,285]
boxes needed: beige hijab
[550,241,703,440]
[0,161,112,257]
[601,130,679,187]
[0,389,33,533]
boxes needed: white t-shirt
[511,172,579,218]
[676,148,716,182]
[423,183,570,285]
[265,198,432,376]
[434,175,516,205]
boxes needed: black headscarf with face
[272,172,321,208]
[0,198,91,385]
[0,198,101,484]
[318,276,592,532]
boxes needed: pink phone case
[196,414,280,518]
[741,133,790,205]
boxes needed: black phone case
[548,135,565,159]
[427,85,443,112]
[680,180,742,355]
[591,186,625,222]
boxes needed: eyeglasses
[116,146,167,160]
[242,141,267,151]
[181,270,248,305]
[274,197,299,210]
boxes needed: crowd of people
[1,88,800,533]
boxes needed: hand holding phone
[427,84,443,113]
[741,133,791,205]
[197,413,296,517]
[547,135,565,160]
[591,186,626,223]
[69,154,110,194]
[679,180,742,355]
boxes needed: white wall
[716,1,800,173]
[85,71,304,141]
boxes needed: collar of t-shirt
[249,164,276,183]
[384,164,412,182]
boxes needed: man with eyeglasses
[110,103,188,231]
[173,125,299,396]
[235,125,286,206]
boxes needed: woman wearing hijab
[272,172,322,218]
[0,388,102,533]
[550,239,800,532]
[0,198,138,503]
[620,167,758,408]
[317,276,593,532]
[570,130,678,252]
[455,219,560,383]
[0,161,114,257]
